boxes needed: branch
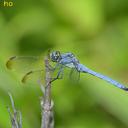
[40,56,54,128]
[7,92,22,128]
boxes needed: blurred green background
[1,0,128,128]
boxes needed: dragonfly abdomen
[77,64,128,90]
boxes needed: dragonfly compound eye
[50,51,61,62]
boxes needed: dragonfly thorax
[50,51,62,62]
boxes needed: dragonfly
[6,51,128,91]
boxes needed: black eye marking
[54,51,61,61]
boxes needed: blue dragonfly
[49,51,128,91]
[6,51,128,91]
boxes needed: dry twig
[40,56,54,128]
[7,92,22,128]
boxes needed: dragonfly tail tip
[122,87,128,91]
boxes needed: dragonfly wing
[6,56,44,84]
[77,63,128,90]
[69,68,80,83]
[6,56,43,72]
[21,69,44,83]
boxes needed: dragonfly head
[50,51,61,62]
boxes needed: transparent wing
[21,69,44,83]
[6,56,43,71]
[6,56,45,84]
[51,63,80,83]
[69,68,80,83]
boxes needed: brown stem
[41,56,54,128]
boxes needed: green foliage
[1,0,128,127]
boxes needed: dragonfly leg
[46,63,60,72]
[77,71,80,81]
[46,64,54,71]
[50,66,64,82]
[52,63,60,71]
